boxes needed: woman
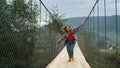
[56,23,84,62]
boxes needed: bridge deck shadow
[46,42,91,68]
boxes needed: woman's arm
[56,33,66,46]
[73,23,84,34]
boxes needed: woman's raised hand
[56,44,58,48]
[81,22,84,26]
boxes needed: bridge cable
[115,0,119,67]
[104,0,107,67]
[83,0,99,25]
[97,0,100,67]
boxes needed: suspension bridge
[0,0,120,68]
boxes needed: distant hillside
[64,17,86,28]
[65,15,120,47]
[65,15,120,33]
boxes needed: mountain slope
[65,15,120,47]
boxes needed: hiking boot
[68,59,71,62]
[71,57,74,61]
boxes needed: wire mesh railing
[0,0,64,68]
[78,0,120,68]
[1,0,120,68]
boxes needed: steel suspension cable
[115,0,119,67]
[97,0,100,67]
[39,0,55,19]
[83,0,99,25]
[104,0,107,67]
[93,9,95,39]
[39,0,41,47]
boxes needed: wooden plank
[46,42,91,68]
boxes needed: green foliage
[47,6,65,34]
[27,5,66,68]
[78,30,119,68]
[0,0,38,68]
[96,40,106,49]
[78,31,101,67]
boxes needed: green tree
[47,5,66,60]
[0,0,38,68]
[78,31,106,68]
[47,6,65,34]
[96,40,106,49]
[30,6,66,68]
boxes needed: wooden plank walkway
[46,42,91,68]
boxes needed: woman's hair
[61,25,71,32]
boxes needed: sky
[42,0,95,18]
[41,0,120,18]
[7,0,120,26]
[7,0,120,18]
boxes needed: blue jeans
[66,40,75,58]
